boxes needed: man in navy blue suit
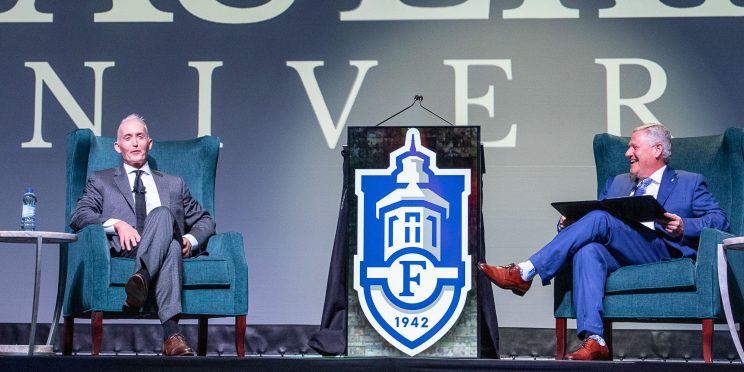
[479,123,729,360]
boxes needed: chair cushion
[86,135,121,175]
[110,257,230,289]
[604,258,696,294]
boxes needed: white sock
[517,261,536,282]
[588,334,606,346]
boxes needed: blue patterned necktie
[633,178,653,196]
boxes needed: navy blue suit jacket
[599,167,729,258]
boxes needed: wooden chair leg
[63,316,74,355]
[603,320,613,360]
[702,318,713,363]
[91,311,103,356]
[235,315,246,357]
[197,317,208,356]
[555,318,567,360]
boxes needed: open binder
[551,195,666,222]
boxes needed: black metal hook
[374,95,454,127]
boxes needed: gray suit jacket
[70,165,215,255]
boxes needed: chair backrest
[593,127,744,236]
[65,129,220,231]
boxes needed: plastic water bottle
[21,187,37,231]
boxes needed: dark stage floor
[1,355,743,372]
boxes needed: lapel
[656,166,678,206]
[114,165,135,212]
[152,170,171,210]
[620,174,637,196]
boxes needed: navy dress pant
[529,210,671,338]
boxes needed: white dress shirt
[630,165,666,229]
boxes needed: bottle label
[22,204,35,218]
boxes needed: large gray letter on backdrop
[23,62,115,148]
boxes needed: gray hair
[119,113,149,136]
[634,123,672,163]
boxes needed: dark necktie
[633,178,653,196]
[133,170,147,234]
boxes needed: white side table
[0,231,76,356]
[718,236,744,363]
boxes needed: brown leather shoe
[567,338,610,361]
[163,333,195,356]
[478,263,532,296]
[124,272,148,310]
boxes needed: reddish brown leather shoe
[567,338,610,361]
[124,272,148,310]
[478,263,532,296]
[163,333,195,356]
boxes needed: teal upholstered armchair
[61,129,248,356]
[554,127,744,363]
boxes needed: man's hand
[558,215,575,231]
[657,212,684,238]
[114,221,140,251]
[181,237,192,258]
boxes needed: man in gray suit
[70,114,215,356]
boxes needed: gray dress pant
[125,206,184,323]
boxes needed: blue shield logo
[354,128,472,356]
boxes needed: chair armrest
[63,225,112,315]
[696,228,734,272]
[200,232,248,314]
[694,228,735,317]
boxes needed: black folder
[551,195,666,222]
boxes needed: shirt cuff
[103,218,121,234]
[184,234,199,250]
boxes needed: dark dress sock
[137,260,151,286]
[163,316,181,340]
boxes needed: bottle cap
[27,187,33,193]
